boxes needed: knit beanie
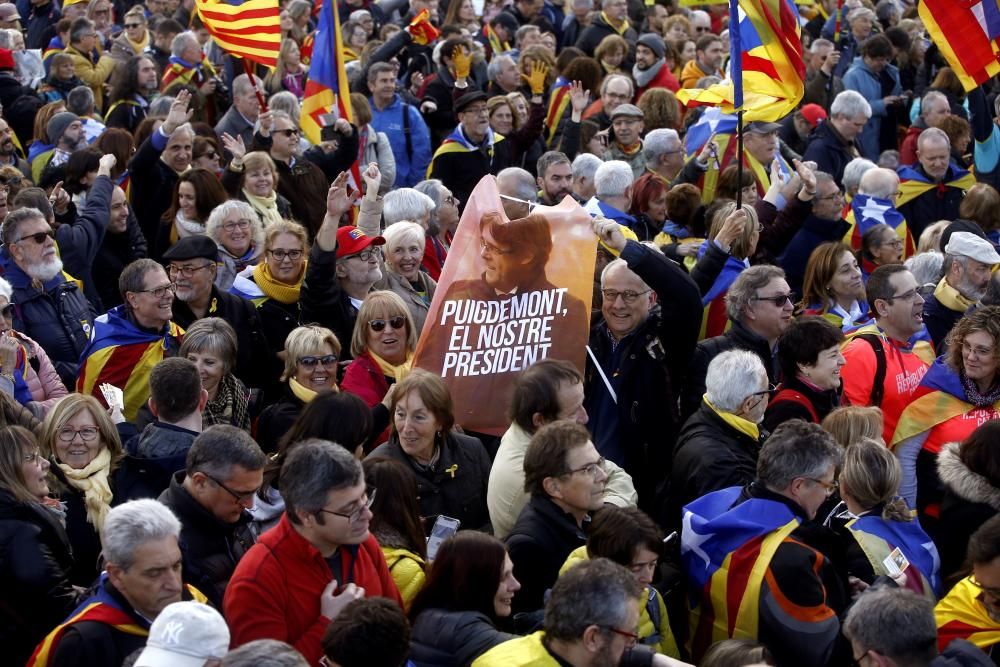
[47,112,80,145]
[637,33,666,59]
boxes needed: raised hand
[98,154,117,177]
[452,46,471,81]
[221,133,247,161]
[362,162,381,197]
[592,216,626,252]
[569,80,590,115]
[715,207,748,251]
[49,180,70,213]
[326,171,357,219]
[162,90,193,134]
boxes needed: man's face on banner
[480,224,531,292]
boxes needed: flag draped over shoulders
[845,193,914,257]
[846,515,941,598]
[919,0,1000,92]
[195,0,281,67]
[936,576,1000,652]
[677,0,805,121]
[895,165,977,210]
[76,306,184,422]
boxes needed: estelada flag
[413,175,595,435]
[302,0,354,145]
[845,193,915,258]
[920,0,1000,92]
[195,0,281,68]
[936,576,1000,652]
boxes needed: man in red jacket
[224,440,403,665]
[634,33,679,97]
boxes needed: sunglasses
[750,292,793,307]
[14,230,54,244]
[124,22,143,28]
[274,128,300,137]
[298,354,338,367]
[368,316,406,332]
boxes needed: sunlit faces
[745,277,794,340]
[634,44,658,70]
[266,232,305,284]
[878,270,924,338]
[459,102,491,142]
[801,344,846,391]
[794,463,837,520]
[21,447,50,499]
[554,379,588,425]
[366,312,409,365]
[338,246,383,286]
[293,342,338,392]
[917,138,951,181]
[177,181,198,220]
[601,263,653,340]
[163,130,194,173]
[489,103,514,136]
[109,186,129,233]
[394,390,441,464]
[743,129,778,164]
[270,117,302,158]
[611,116,643,146]
[129,266,174,327]
[829,250,865,303]
[872,229,903,265]
[186,349,226,398]
[220,215,252,257]
[195,464,263,524]
[961,330,998,389]
[493,553,521,617]
[955,257,993,301]
[108,537,184,620]
[698,39,725,71]
[313,481,373,547]
[54,408,104,469]
[388,240,423,282]
[245,166,275,197]
[601,79,632,115]
[539,161,573,203]
[550,441,608,515]
[169,259,214,304]
[10,217,62,281]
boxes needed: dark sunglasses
[368,316,406,332]
[124,22,143,28]
[14,230,54,245]
[298,354,338,367]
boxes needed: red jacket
[637,64,680,97]
[899,125,922,166]
[341,350,392,445]
[224,514,402,664]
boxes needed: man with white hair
[900,91,952,165]
[850,167,909,254]
[586,218,702,509]
[31,499,208,667]
[668,349,769,530]
[804,89,870,184]
[571,153,602,202]
[922,232,1000,350]
[897,128,975,242]
[587,74,633,130]
[583,160,636,231]
[215,73,264,148]
[643,128,689,185]
[841,157,876,200]
[486,54,521,97]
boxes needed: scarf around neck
[601,10,630,34]
[253,260,304,304]
[370,350,414,383]
[57,447,113,531]
[174,210,206,238]
[243,189,283,228]
[703,394,760,441]
[632,58,665,88]
[934,277,976,313]
[289,376,332,404]
[204,374,250,430]
[960,372,1000,408]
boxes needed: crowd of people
[0,0,999,665]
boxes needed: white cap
[134,601,230,667]
[944,231,1000,266]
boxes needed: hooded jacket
[115,422,198,503]
[937,441,1000,581]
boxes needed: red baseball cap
[336,225,385,259]
[799,103,827,129]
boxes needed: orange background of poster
[414,176,597,435]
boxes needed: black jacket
[171,286,270,390]
[409,608,515,667]
[0,489,80,666]
[937,441,1000,583]
[49,463,115,588]
[667,402,765,532]
[54,174,115,308]
[158,472,256,609]
[255,389,304,454]
[897,164,967,242]
[128,130,181,258]
[584,240,702,508]
[505,495,588,615]
[115,421,199,503]
[762,374,841,432]
[575,13,637,57]
[368,432,492,532]
[802,120,861,185]
[683,319,778,421]
[779,214,852,296]
[922,289,964,353]
[93,206,148,311]
[427,127,515,212]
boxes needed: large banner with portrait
[413,175,596,435]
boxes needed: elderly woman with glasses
[207,200,266,291]
[39,394,123,586]
[0,426,82,666]
[859,223,904,280]
[368,369,491,532]
[0,277,68,417]
[764,316,846,432]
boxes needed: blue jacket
[842,57,902,160]
[369,93,432,188]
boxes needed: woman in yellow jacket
[558,506,680,658]
[363,457,427,609]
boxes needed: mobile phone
[426,515,461,561]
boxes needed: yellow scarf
[242,189,284,228]
[934,277,976,313]
[56,448,113,531]
[253,261,304,304]
[370,350,414,383]
[289,377,319,403]
[704,394,760,441]
[127,32,149,54]
[601,10,630,35]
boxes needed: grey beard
[26,256,63,282]
[958,275,987,302]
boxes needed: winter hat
[637,33,666,59]
[46,112,80,145]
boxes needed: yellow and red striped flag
[195,0,282,68]
[919,0,1000,92]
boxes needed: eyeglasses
[134,283,177,299]
[693,25,711,32]
[887,289,919,303]
[880,238,904,248]
[369,316,406,332]
[274,128,300,137]
[480,239,513,255]
[463,105,489,115]
[203,471,259,503]
[268,249,303,262]
[749,383,778,397]
[804,476,839,495]
[814,191,844,201]
[222,219,252,232]
[167,263,214,278]
[318,488,376,523]
[750,292,794,307]
[0,304,13,320]
[562,456,606,479]
[348,247,381,262]
[962,341,996,358]
[22,450,42,464]
[970,574,1000,599]
[601,288,651,304]
[444,195,459,205]
[13,229,54,245]
[124,22,143,28]
[298,353,338,367]
[600,625,639,647]
[57,426,100,442]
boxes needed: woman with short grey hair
[180,318,253,432]
[206,200,266,290]
[415,179,460,280]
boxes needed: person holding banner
[586,216,701,509]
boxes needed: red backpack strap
[769,388,819,423]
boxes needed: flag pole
[736,110,744,209]
[730,0,744,210]
[242,59,268,112]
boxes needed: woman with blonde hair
[220,145,292,228]
[916,220,949,254]
[959,183,1000,244]
[264,38,309,98]
[698,203,760,339]
[832,438,940,598]
[821,405,884,448]
[39,394,123,585]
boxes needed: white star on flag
[682,510,713,573]
[858,197,892,225]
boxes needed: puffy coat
[380,544,426,610]
[64,45,116,111]
[937,441,1000,582]
[368,432,492,532]
[802,120,863,185]
[0,489,80,666]
[158,471,256,609]
[410,608,515,667]
[11,332,68,416]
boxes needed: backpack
[854,332,889,407]
[768,388,819,423]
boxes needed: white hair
[382,220,425,254]
[918,127,950,150]
[170,31,200,59]
[101,499,181,570]
[842,158,876,193]
[643,128,681,165]
[905,251,944,287]
[232,73,264,99]
[858,167,900,199]
[831,90,872,120]
[0,276,11,301]
[383,188,435,226]
[594,160,634,199]
[572,153,603,182]
[600,257,650,292]
[705,349,767,412]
